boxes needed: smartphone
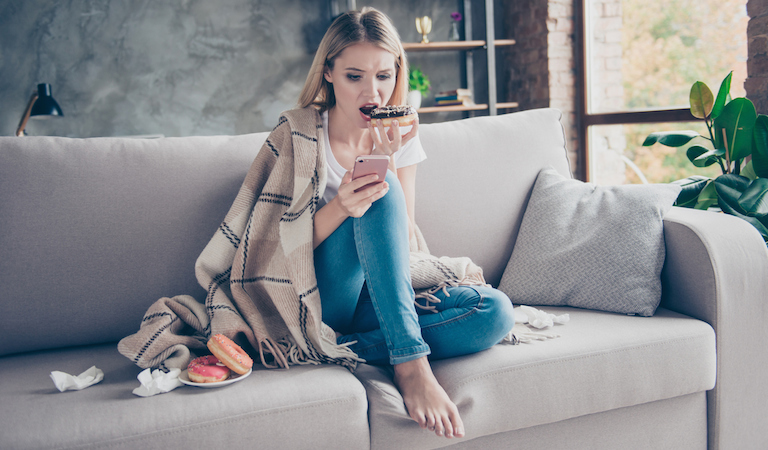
[352,155,390,191]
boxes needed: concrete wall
[1,0,501,138]
[747,0,768,113]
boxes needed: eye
[346,74,361,81]
[377,73,393,81]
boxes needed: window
[578,0,749,184]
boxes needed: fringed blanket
[118,108,488,372]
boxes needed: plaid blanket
[118,108,487,372]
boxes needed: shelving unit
[402,0,518,116]
[328,0,518,116]
[402,39,516,52]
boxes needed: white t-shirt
[318,110,427,208]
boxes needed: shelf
[403,39,515,52]
[417,104,488,113]
[417,101,518,114]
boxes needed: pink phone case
[352,155,390,180]
[352,155,390,191]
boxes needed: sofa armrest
[660,206,768,450]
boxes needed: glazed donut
[366,105,418,127]
[207,334,253,375]
[187,355,230,383]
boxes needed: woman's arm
[313,172,389,249]
[397,164,418,242]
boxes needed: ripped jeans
[314,171,515,365]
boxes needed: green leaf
[714,174,750,215]
[642,130,700,147]
[711,71,733,120]
[737,178,768,217]
[717,195,768,242]
[687,145,723,167]
[694,180,718,210]
[742,160,758,180]
[690,81,714,119]
[671,175,710,208]
[713,98,757,163]
[753,115,768,178]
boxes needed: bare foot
[393,356,465,438]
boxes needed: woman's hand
[333,170,390,218]
[369,115,419,168]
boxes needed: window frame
[574,0,696,182]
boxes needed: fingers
[336,173,389,218]
[368,120,384,149]
[401,115,419,145]
[369,118,407,155]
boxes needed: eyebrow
[343,67,394,73]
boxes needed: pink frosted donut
[187,355,230,383]
[207,334,253,375]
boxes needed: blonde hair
[298,7,408,112]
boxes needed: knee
[475,287,515,342]
[368,170,406,213]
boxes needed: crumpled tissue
[515,305,570,329]
[50,366,104,392]
[504,305,570,344]
[132,368,183,397]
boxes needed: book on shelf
[435,98,475,106]
[436,88,472,97]
[434,88,473,104]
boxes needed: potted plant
[407,67,430,109]
[643,71,768,245]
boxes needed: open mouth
[359,104,377,117]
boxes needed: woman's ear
[323,68,333,84]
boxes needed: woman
[296,8,515,440]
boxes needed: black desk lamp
[15,83,64,136]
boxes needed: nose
[362,77,379,100]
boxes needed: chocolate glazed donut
[362,105,418,127]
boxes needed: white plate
[179,368,252,388]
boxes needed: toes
[434,418,445,437]
[450,410,465,438]
[443,419,454,438]
[426,414,436,431]
[411,410,428,429]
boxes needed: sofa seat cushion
[0,344,369,450]
[356,307,716,449]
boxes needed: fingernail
[393,119,399,126]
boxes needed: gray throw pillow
[498,167,681,316]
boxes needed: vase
[448,22,460,41]
[407,91,422,109]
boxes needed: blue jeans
[314,171,515,365]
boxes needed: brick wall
[505,0,579,174]
[548,0,578,172]
[747,0,768,114]
[505,0,762,181]
[588,0,627,184]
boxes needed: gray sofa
[2,108,767,450]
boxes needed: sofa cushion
[498,167,681,316]
[0,134,264,356]
[0,343,369,449]
[355,307,715,449]
[416,109,571,287]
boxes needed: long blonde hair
[298,7,408,111]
